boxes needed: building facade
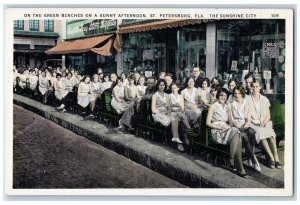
[118,19,285,94]
[13,20,64,68]
[46,19,120,75]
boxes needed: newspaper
[5,7,294,196]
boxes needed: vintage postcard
[5,7,294,196]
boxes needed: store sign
[121,19,150,25]
[66,19,117,39]
[263,70,272,80]
[263,42,279,58]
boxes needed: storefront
[118,19,285,94]
[118,19,209,78]
[46,19,121,75]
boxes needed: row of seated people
[110,76,282,178]
[14,68,282,178]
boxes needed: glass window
[176,25,207,73]
[216,19,285,93]
[14,20,24,30]
[44,20,54,32]
[29,20,39,31]
[122,31,167,77]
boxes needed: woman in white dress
[64,73,75,92]
[198,78,211,109]
[120,72,129,87]
[248,79,282,169]
[169,83,191,129]
[55,73,70,112]
[206,88,248,178]
[137,76,146,98]
[230,85,261,172]
[151,79,183,150]
[181,77,203,127]
[111,77,133,114]
[28,70,39,92]
[118,74,140,130]
[99,74,112,95]
[18,69,28,90]
[77,75,92,109]
[89,74,101,117]
[38,70,51,103]
[50,71,57,88]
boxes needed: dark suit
[194,76,204,88]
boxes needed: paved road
[13,105,186,188]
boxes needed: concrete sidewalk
[13,94,284,188]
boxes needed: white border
[4,7,294,197]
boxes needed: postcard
[5,7,294,196]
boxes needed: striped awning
[119,19,213,34]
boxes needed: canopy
[45,34,113,55]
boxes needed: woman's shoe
[275,161,282,169]
[229,159,237,172]
[269,161,275,169]
[253,163,262,172]
[239,170,249,179]
[177,143,185,152]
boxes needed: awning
[90,38,113,56]
[119,19,212,34]
[45,34,113,55]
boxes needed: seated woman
[99,74,112,95]
[206,88,248,178]
[226,79,238,103]
[180,77,203,127]
[151,79,184,151]
[89,74,101,116]
[77,75,93,114]
[50,71,57,88]
[169,82,191,129]
[248,79,282,169]
[118,74,140,131]
[230,85,261,172]
[18,69,28,91]
[64,73,75,93]
[38,70,52,104]
[54,73,72,112]
[137,76,146,98]
[13,66,19,92]
[28,70,39,93]
[120,72,129,87]
[198,77,212,109]
[111,77,133,115]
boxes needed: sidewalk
[13,94,284,188]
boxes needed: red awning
[119,19,212,34]
[90,38,113,56]
[46,34,113,55]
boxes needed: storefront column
[62,55,66,68]
[205,22,217,79]
[116,52,123,75]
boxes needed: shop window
[44,20,54,32]
[216,19,285,94]
[176,25,207,72]
[29,20,39,31]
[122,32,167,77]
[14,20,24,30]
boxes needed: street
[13,105,186,188]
